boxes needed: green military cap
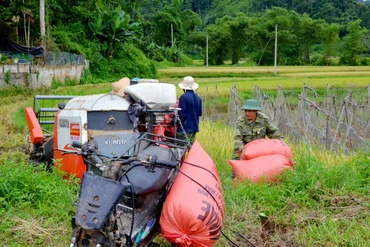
[241,99,261,110]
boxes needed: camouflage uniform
[232,111,283,159]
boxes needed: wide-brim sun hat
[112,77,130,97]
[241,99,261,111]
[178,76,199,90]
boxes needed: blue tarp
[0,35,44,57]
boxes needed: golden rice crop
[160,66,370,77]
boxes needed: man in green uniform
[232,99,283,160]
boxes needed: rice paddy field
[159,65,370,91]
[1,66,370,246]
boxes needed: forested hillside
[0,0,369,82]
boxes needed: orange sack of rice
[241,139,293,162]
[160,140,224,247]
[228,154,293,184]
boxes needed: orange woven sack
[241,139,292,162]
[160,140,224,247]
[228,154,293,184]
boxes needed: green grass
[0,162,79,246]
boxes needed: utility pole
[171,24,174,47]
[274,24,278,75]
[40,0,45,47]
[206,34,208,68]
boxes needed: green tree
[121,0,147,20]
[207,16,232,65]
[181,9,202,33]
[340,19,368,65]
[298,14,325,64]
[247,7,300,65]
[247,15,276,65]
[207,13,249,65]
[150,0,185,46]
[364,31,370,54]
[178,8,202,53]
[180,10,203,57]
[88,3,139,58]
[183,30,207,59]
[228,13,249,64]
[1,0,39,45]
[183,0,214,16]
[321,23,340,64]
[312,2,337,23]
[207,0,251,24]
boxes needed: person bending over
[232,99,283,160]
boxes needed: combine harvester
[25,79,180,177]
[25,79,224,247]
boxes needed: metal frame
[33,95,75,125]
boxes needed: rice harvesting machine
[25,80,182,178]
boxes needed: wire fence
[200,83,370,153]
[200,83,242,127]
[43,51,87,66]
[0,51,86,66]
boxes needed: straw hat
[178,76,199,90]
[112,77,130,97]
